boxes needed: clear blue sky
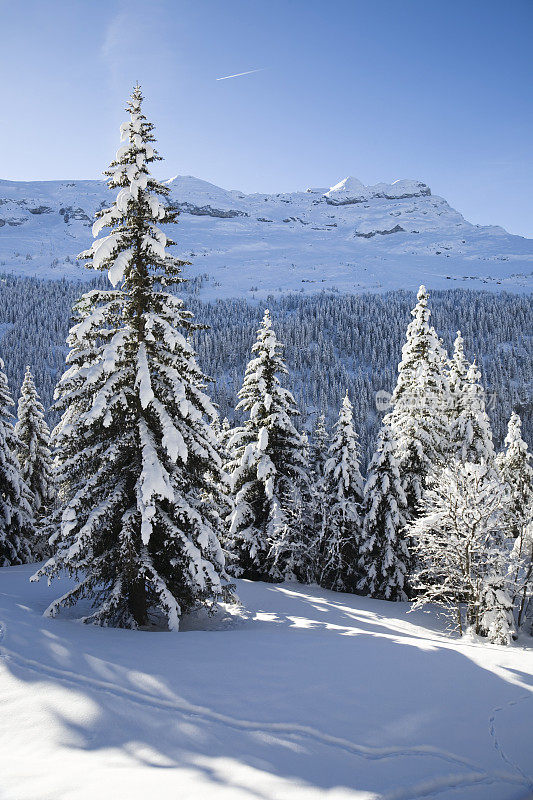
[1,0,532,236]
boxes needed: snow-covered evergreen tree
[218,417,233,449]
[309,413,329,576]
[451,360,495,466]
[498,412,533,630]
[479,575,515,645]
[357,422,410,600]
[0,359,33,565]
[447,330,470,453]
[310,414,329,480]
[15,366,55,520]
[409,460,512,639]
[0,280,529,472]
[511,520,533,632]
[32,86,233,629]
[226,310,309,581]
[320,393,364,591]
[497,412,533,540]
[386,286,449,516]
[268,482,315,583]
[448,331,469,402]
[209,416,234,557]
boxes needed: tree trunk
[516,542,533,629]
[128,579,148,627]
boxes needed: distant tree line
[0,277,530,468]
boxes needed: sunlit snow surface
[0,176,531,298]
[0,564,532,799]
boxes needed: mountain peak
[324,177,431,205]
[0,174,531,297]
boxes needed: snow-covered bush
[409,460,512,639]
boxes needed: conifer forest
[1,70,532,800]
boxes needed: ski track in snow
[0,616,531,800]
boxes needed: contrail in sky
[216,68,265,81]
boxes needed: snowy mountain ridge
[1,174,532,298]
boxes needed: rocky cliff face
[0,175,531,298]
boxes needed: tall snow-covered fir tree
[497,412,533,540]
[310,414,329,481]
[512,520,533,632]
[357,422,410,601]
[385,286,449,516]
[206,416,234,557]
[309,413,329,575]
[450,360,495,466]
[320,393,364,591]
[447,330,470,450]
[226,310,309,581]
[0,359,33,566]
[32,86,234,629]
[15,366,55,520]
[498,412,533,629]
[268,482,316,584]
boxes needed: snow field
[1,564,532,800]
[1,175,532,297]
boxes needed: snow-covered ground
[0,175,532,298]
[1,564,532,800]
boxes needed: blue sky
[1,0,532,236]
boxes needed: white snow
[1,563,532,800]
[0,175,531,298]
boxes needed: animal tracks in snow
[489,694,533,790]
[0,625,530,800]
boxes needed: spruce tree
[447,330,470,453]
[448,331,469,402]
[309,413,329,576]
[268,482,315,583]
[15,366,55,520]
[0,360,33,565]
[227,310,308,581]
[32,86,233,629]
[218,417,233,450]
[497,412,533,540]
[512,521,533,632]
[451,360,495,466]
[320,393,364,591]
[386,286,449,516]
[209,416,234,556]
[498,412,533,628]
[357,422,410,601]
[310,414,329,480]
[479,575,515,645]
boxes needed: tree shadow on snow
[1,564,532,800]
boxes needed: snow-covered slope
[1,564,532,800]
[0,175,532,298]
